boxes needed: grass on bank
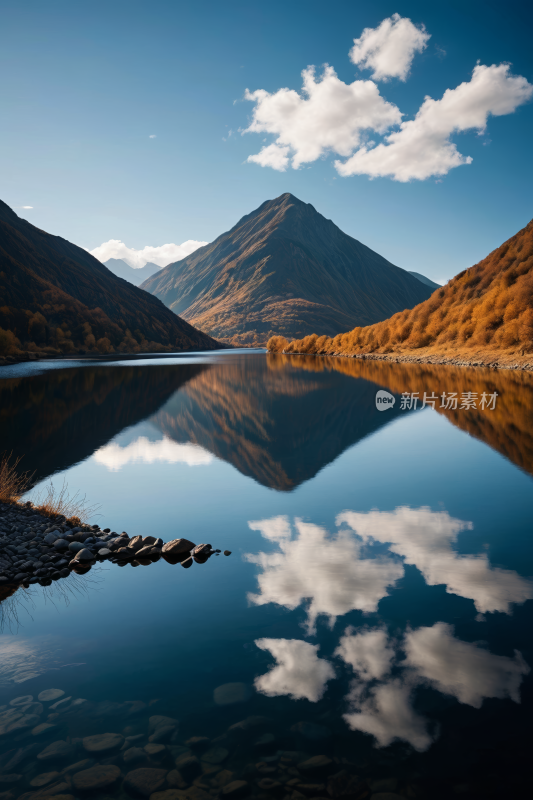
[0,452,97,525]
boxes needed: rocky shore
[278,350,533,373]
[0,502,229,590]
[0,686,423,800]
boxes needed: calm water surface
[1,351,533,798]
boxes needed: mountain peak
[142,195,433,346]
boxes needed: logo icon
[375,390,395,411]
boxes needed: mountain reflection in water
[1,353,532,489]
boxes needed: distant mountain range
[104,258,162,286]
[141,193,435,346]
[408,271,440,290]
[270,216,533,368]
[0,200,220,361]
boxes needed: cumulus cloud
[22,205,33,209]
[243,13,532,181]
[93,436,213,471]
[244,65,401,171]
[338,506,533,614]
[254,638,335,702]
[149,134,157,138]
[89,238,208,269]
[344,677,433,751]
[246,517,403,633]
[404,622,530,707]
[336,63,533,181]
[349,13,430,81]
[335,627,395,681]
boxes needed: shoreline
[276,349,533,373]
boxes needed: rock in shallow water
[37,741,75,761]
[213,683,252,706]
[220,780,251,799]
[162,538,195,556]
[124,767,168,797]
[9,695,33,707]
[83,732,124,753]
[72,764,121,792]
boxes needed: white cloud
[344,677,433,751]
[338,506,533,614]
[149,134,157,138]
[244,65,402,171]
[404,622,530,708]
[336,63,533,181]
[89,238,208,268]
[335,627,395,680]
[22,205,33,209]
[93,436,213,471]
[349,13,430,82]
[246,517,403,634]
[254,638,335,702]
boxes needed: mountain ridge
[0,200,221,361]
[141,193,434,346]
[104,258,162,286]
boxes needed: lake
[1,350,532,799]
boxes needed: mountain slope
[408,271,440,290]
[141,193,433,346]
[268,218,533,370]
[104,258,161,286]
[0,201,221,360]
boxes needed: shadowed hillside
[0,364,206,483]
[0,200,221,363]
[268,218,533,370]
[142,193,433,346]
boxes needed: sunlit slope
[142,193,433,347]
[268,219,533,368]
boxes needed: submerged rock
[220,780,251,799]
[72,764,121,792]
[124,767,168,797]
[214,683,252,706]
[9,695,33,707]
[37,741,75,761]
[83,732,124,753]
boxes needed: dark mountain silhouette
[104,258,162,286]
[408,271,440,290]
[0,200,220,361]
[141,193,433,346]
[0,363,206,484]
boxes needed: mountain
[141,193,434,347]
[104,258,162,286]
[408,271,440,290]
[0,200,221,361]
[269,218,533,369]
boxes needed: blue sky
[1,0,532,283]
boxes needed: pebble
[123,747,149,765]
[202,746,229,764]
[82,732,124,753]
[174,754,202,781]
[162,538,195,556]
[224,550,232,556]
[72,764,121,791]
[220,780,251,798]
[145,743,166,757]
[29,772,60,787]
[37,740,75,761]
[148,715,178,734]
[9,696,33,707]
[297,756,333,774]
[124,767,168,797]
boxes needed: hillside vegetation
[0,200,220,363]
[268,218,533,369]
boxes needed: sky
[1,0,532,283]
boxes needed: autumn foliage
[268,219,533,365]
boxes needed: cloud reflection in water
[94,435,213,471]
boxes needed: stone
[291,723,331,741]
[181,557,193,568]
[151,793,185,800]
[368,795,404,800]
[223,551,231,556]
[192,544,212,557]
[186,736,210,750]
[142,536,157,545]
[201,747,228,765]
[124,767,168,797]
[215,770,235,788]
[213,683,252,706]
[128,535,144,550]
[53,540,69,551]
[144,743,166,757]
[295,785,326,797]
[72,764,121,792]
[167,769,187,788]
[98,548,111,556]
[257,778,283,794]
[72,549,95,562]
[220,780,251,799]
[22,701,43,715]
[327,771,362,798]
[149,725,176,743]
[61,759,94,774]
[254,733,276,750]
[6,714,41,733]
[83,732,124,753]
[29,772,60,787]
[9,695,33,707]
[228,717,271,735]
[297,756,333,775]
[149,715,178,734]
[49,697,72,712]
[37,741,75,761]
[174,754,202,782]
[44,532,59,544]
[162,538,195,556]
[37,689,64,703]
[67,541,84,553]
[136,545,156,558]
[123,747,148,765]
